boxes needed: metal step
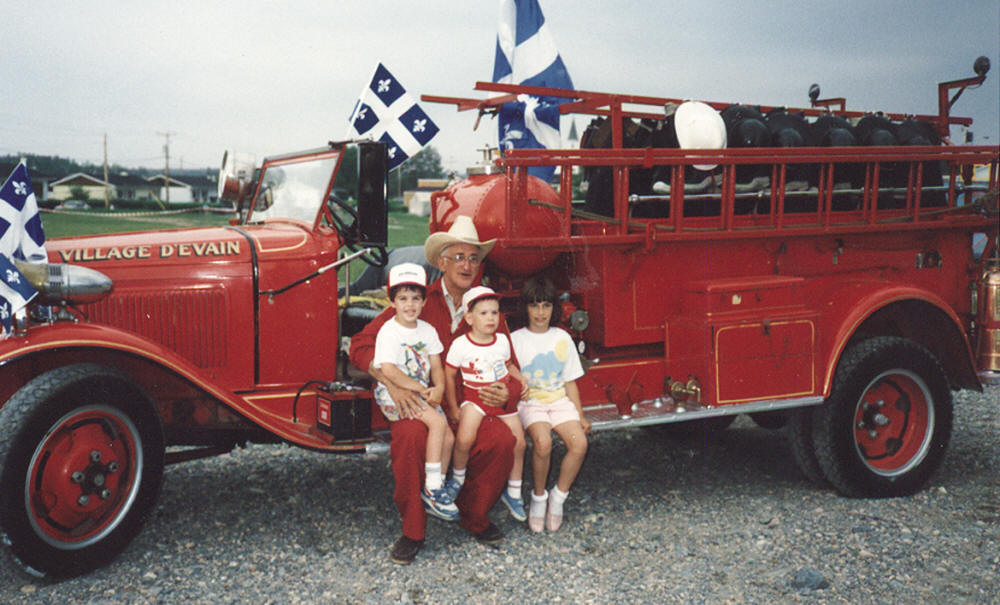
[586,395,824,432]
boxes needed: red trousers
[390,416,514,540]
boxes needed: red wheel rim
[852,370,934,477]
[25,405,143,549]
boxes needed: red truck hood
[46,222,318,268]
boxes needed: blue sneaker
[500,491,527,522]
[422,487,459,521]
[444,476,463,502]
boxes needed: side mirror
[357,141,388,248]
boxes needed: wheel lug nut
[868,430,878,439]
[77,495,90,506]
[107,462,119,473]
[99,489,112,500]
[89,450,102,463]
[876,399,885,408]
[71,471,85,483]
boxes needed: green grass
[41,210,232,238]
[42,208,431,277]
[42,208,429,246]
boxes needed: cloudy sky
[2,1,997,174]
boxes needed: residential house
[49,173,113,203]
[146,174,195,204]
[180,174,219,204]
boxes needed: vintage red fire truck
[1,60,997,577]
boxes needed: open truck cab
[0,141,391,577]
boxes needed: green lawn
[41,209,431,277]
[41,210,232,238]
[41,208,430,248]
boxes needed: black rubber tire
[749,410,790,430]
[0,364,165,578]
[812,337,953,498]
[785,407,829,488]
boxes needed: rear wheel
[0,364,164,577]
[812,337,952,497]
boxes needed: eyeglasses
[440,253,482,266]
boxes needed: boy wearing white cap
[445,286,529,522]
[373,263,458,521]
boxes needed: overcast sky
[2,1,997,174]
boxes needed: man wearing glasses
[350,215,518,564]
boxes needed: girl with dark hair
[511,277,590,532]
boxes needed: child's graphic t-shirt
[372,318,443,420]
[446,333,512,411]
[511,327,584,403]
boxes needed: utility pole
[158,131,175,205]
[103,133,110,208]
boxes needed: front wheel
[812,337,952,497]
[0,364,165,577]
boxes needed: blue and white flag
[0,255,37,335]
[347,63,440,171]
[0,161,46,335]
[492,0,574,182]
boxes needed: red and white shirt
[445,333,511,407]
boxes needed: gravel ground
[2,386,997,604]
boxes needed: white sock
[452,467,466,485]
[507,479,522,500]
[530,491,548,518]
[424,462,442,491]
[549,486,568,517]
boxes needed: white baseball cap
[462,285,498,310]
[387,262,427,289]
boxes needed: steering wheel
[327,194,388,267]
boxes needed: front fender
[0,323,333,449]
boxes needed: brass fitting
[666,376,702,412]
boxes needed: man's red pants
[390,416,514,540]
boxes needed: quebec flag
[347,63,440,171]
[0,161,46,336]
[492,0,574,182]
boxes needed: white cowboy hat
[674,101,727,171]
[424,215,497,265]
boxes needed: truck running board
[585,396,825,432]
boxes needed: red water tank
[430,172,564,276]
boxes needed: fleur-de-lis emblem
[5,269,20,284]
[387,146,398,159]
[13,181,27,196]
[355,107,368,122]
[412,119,426,133]
[0,305,9,320]
[378,78,392,93]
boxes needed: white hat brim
[424,216,497,265]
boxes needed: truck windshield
[250,152,340,223]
